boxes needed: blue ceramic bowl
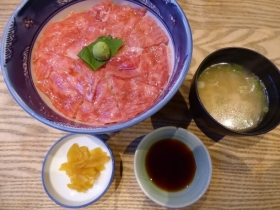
[0,0,192,133]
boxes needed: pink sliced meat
[110,76,161,120]
[66,9,105,46]
[35,8,106,61]
[33,0,171,125]
[59,59,104,102]
[105,46,143,78]
[136,44,170,88]
[108,46,143,70]
[76,77,122,124]
[37,22,68,49]
[105,3,147,39]
[132,7,147,16]
[33,54,74,80]
[37,21,81,55]
[126,16,169,48]
[35,56,103,102]
[32,53,52,80]
[60,5,107,32]
[34,27,75,62]
[87,0,112,22]
[104,64,140,79]
[75,101,101,125]
[36,71,83,118]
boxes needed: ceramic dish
[189,47,280,136]
[1,0,192,134]
[134,126,212,208]
[42,134,114,208]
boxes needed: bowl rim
[133,126,212,208]
[0,0,193,134]
[193,47,280,136]
[41,133,115,208]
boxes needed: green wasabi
[78,35,124,71]
[92,41,111,61]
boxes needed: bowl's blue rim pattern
[41,133,115,208]
[1,0,193,134]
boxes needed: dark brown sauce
[145,138,196,192]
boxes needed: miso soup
[197,63,269,132]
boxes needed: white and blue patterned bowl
[1,0,192,133]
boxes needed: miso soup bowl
[189,47,280,136]
[0,0,192,134]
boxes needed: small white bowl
[134,126,212,208]
[42,134,114,208]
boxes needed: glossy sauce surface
[145,139,196,192]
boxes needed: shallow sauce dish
[134,126,212,208]
[1,0,192,133]
[42,134,114,208]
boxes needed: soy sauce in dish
[145,139,196,192]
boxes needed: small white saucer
[42,134,114,208]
